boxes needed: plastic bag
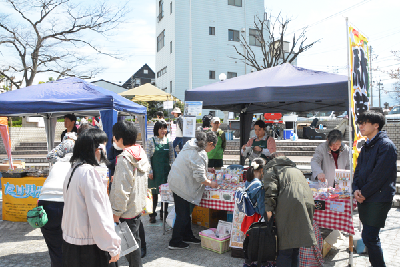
[166,206,176,228]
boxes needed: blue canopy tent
[185,63,349,164]
[0,77,148,155]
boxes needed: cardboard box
[192,206,227,228]
[322,240,332,258]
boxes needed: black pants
[139,221,146,248]
[169,193,194,246]
[62,241,109,267]
[151,193,168,217]
[119,217,142,267]
[38,200,64,267]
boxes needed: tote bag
[141,189,153,216]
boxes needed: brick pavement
[0,199,399,267]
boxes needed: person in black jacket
[60,114,78,141]
[353,111,397,267]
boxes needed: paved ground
[1,196,400,267]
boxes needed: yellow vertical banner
[2,177,46,222]
[348,26,370,169]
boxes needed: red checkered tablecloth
[160,183,236,212]
[313,196,357,235]
[199,198,235,212]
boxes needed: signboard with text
[2,177,46,222]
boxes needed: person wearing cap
[171,107,183,156]
[206,117,226,170]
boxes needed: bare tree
[234,12,319,71]
[386,51,400,102]
[0,0,127,89]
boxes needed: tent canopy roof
[185,63,349,113]
[119,83,180,102]
[0,77,147,117]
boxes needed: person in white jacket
[62,128,120,267]
[38,124,92,267]
[167,131,219,250]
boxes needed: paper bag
[115,221,139,256]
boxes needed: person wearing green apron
[146,121,174,223]
[241,120,276,165]
[206,117,226,169]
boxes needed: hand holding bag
[114,221,139,256]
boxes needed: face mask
[113,142,123,151]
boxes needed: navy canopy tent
[185,63,349,164]
[0,77,147,154]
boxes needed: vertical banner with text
[348,26,370,169]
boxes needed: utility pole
[369,46,373,107]
[377,79,383,108]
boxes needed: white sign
[182,116,196,137]
[163,101,173,110]
[184,101,203,116]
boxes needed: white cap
[212,117,221,123]
[171,107,181,114]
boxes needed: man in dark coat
[353,111,397,267]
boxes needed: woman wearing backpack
[241,158,266,234]
[263,153,316,267]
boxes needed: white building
[155,0,267,118]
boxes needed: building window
[227,72,237,79]
[249,29,261,46]
[228,0,242,7]
[209,27,215,35]
[170,81,172,93]
[209,71,215,79]
[158,0,164,22]
[157,66,167,78]
[143,69,148,74]
[228,29,240,42]
[135,78,141,86]
[157,30,165,52]
[170,41,172,53]
[170,1,172,14]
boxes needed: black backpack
[243,214,278,267]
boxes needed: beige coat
[110,146,150,219]
[311,142,350,187]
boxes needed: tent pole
[346,17,354,267]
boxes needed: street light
[219,73,227,81]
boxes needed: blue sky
[2,0,399,106]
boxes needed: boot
[149,214,156,224]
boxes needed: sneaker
[183,237,201,244]
[149,215,156,224]
[168,242,190,250]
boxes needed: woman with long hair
[62,128,120,267]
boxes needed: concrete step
[19,142,60,146]
[13,150,48,155]
[224,150,240,155]
[393,195,400,208]
[276,146,317,151]
[15,146,47,151]
[274,151,315,156]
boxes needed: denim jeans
[38,200,64,267]
[169,193,194,246]
[276,248,299,267]
[362,224,385,267]
[172,137,183,157]
[120,216,142,267]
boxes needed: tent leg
[349,235,354,266]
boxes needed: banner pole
[346,17,354,267]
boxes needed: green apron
[251,137,271,163]
[207,131,223,159]
[148,137,171,195]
